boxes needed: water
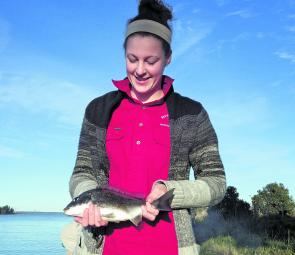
[0,212,72,255]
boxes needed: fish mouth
[63,202,91,217]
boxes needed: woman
[61,0,226,254]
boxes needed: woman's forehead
[125,35,164,55]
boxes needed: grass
[200,236,295,255]
[193,209,295,254]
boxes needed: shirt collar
[111,75,174,106]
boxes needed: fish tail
[151,188,175,211]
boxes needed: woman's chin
[132,83,152,94]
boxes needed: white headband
[125,19,171,44]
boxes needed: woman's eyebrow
[126,53,138,59]
[127,53,158,60]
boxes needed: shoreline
[0,211,64,215]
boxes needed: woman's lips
[135,76,150,84]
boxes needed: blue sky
[0,0,294,212]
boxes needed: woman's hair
[124,0,173,57]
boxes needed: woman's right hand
[74,203,108,227]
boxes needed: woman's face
[125,35,171,103]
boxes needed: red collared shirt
[103,76,178,255]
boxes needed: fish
[64,187,174,226]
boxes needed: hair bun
[138,0,172,24]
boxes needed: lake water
[0,212,72,255]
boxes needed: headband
[125,19,171,44]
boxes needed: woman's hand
[142,183,167,221]
[74,203,108,227]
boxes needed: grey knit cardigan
[69,84,226,255]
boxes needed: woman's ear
[166,52,172,66]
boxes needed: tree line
[201,182,295,244]
[0,205,15,214]
[214,183,295,218]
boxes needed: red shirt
[102,76,178,255]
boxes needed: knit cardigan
[69,85,226,255]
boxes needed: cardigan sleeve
[69,117,105,198]
[69,92,122,199]
[159,108,226,208]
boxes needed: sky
[0,0,294,212]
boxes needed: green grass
[200,236,295,255]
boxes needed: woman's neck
[130,88,164,104]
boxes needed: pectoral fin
[125,206,142,226]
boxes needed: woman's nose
[136,62,146,75]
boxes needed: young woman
[61,1,226,254]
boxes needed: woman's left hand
[141,183,167,221]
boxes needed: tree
[251,183,295,216]
[212,186,251,218]
[0,205,15,214]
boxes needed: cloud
[173,20,212,59]
[210,94,270,129]
[222,138,295,200]
[212,32,251,52]
[224,140,291,167]
[173,3,187,14]
[256,32,266,39]
[0,72,98,125]
[270,80,284,88]
[0,145,24,159]
[286,26,295,32]
[275,51,295,64]
[0,18,10,53]
[173,33,208,59]
[229,32,251,43]
[192,9,201,14]
[290,85,295,97]
[216,0,231,7]
[225,9,254,19]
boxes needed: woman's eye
[128,58,137,63]
[146,58,158,65]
